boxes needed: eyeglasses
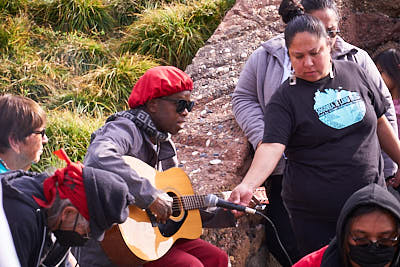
[327,29,340,38]
[72,213,90,241]
[351,235,399,248]
[160,97,195,113]
[32,129,46,137]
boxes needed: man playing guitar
[76,66,236,267]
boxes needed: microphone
[204,194,257,214]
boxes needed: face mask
[53,213,89,247]
[53,229,89,247]
[349,244,396,267]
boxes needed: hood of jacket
[1,170,48,211]
[261,34,287,65]
[332,36,359,60]
[321,184,400,267]
[82,166,133,241]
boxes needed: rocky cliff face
[338,0,400,55]
[174,0,400,266]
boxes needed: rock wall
[175,0,400,266]
[338,0,400,55]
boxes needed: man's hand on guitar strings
[149,192,173,224]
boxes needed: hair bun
[279,0,305,24]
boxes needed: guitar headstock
[250,187,269,207]
[220,186,269,209]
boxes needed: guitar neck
[179,195,208,210]
[178,193,225,211]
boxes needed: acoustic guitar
[101,156,267,267]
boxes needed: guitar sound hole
[159,192,188,237]
[168,192,181,217]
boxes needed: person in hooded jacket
[1,149,132,267]
[77,66,235,267]
[293,183,400,267]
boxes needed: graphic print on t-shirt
[313,88,366,129]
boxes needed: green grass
[0,0,27,14]
[34,0,115,33]
[31,110,104,172]
[0,15,33,58]
[106,0,189,26]
[55,54,159,115]
[120,0,235,69]
[0,57,67,102]
[120,4,203,69]
[0,0,235,171]
[190,0,235,36]
[50,33,111,75]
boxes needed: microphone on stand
[204,194,257,214]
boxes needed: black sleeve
[262,86,294,145]
[361,67,389,118]
[4,200,43,267]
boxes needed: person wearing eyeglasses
[231,0,397,266]
[0,94,47,267]
[293,183,400,267]
[77,66,234,267]
[0,94,48,173]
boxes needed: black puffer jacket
[1,170,63,267]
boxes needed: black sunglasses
[351,234,399,248]
[327,29,340,38]
[31,128,46,137]
[161,98,195,113]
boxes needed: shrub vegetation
[33,0,115,33]
[30,110,104,172]
[120,0,235,69]
[0,0,234,171]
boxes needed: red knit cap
[128,66,193,109]
[33,149,89,220]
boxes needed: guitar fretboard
[175,193,225,211]
[179,195,207,210]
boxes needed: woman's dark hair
[284,14,328,49]
[374,48,400,93]
[279,0,340,24]
[341,204,400,267]
[279,0,305,24]
[301,0,340,20]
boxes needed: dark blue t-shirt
[263,60,388,221]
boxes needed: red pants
[143,238,228,267]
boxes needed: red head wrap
[33,149,89,220]
[128,66,193,109]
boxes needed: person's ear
[326,38,333,52]
[61,206,79,223]
[8,136,21,154]
[145,99,159,114]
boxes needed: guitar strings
[168,195,211,212]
